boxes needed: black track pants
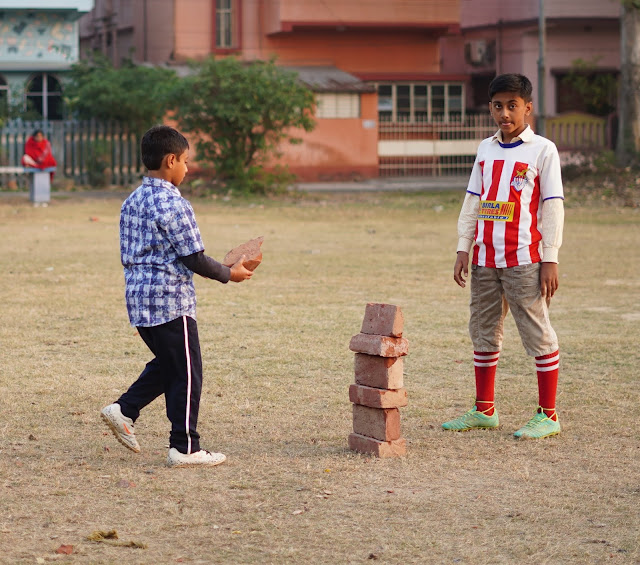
[117,316,203,454]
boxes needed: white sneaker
[167,448,226,467]
[100,403,141,453]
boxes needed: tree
[561,58,617,116]
[172,57,315,192]
[64,53,178,133]
[617,1,640,165]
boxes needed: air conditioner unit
[465,40,488,66]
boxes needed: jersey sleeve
[466,149,485,197]
[539,141,564,201]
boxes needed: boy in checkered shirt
[443,74,564,439]
[101,125,253,467]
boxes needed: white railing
[378,114,495,177]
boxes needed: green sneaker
[442,406,499,431]
[514,408,561,439]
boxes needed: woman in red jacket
[22,130,57,170]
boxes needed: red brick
[354,354,404,389]
[349,384,407,409]
[360,303,404,337]
[223,236,264,271]
[352,405,401,441]
[349,333,409,357]
[348,433,406,458]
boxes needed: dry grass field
[0,190,638,564]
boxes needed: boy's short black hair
[141,125,189,170]
[488,74,533,102]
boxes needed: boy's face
[168,149,189,186]
[489,92,532,142]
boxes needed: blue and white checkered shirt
[120,176,205,327]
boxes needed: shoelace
[522,407,556,428]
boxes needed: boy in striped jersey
[443,74,563,439]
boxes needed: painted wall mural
[0,11,78,64]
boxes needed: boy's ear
[525,101,533,116]
[164,153,176,169]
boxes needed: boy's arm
[541,197,564,264]
[180,251,254,283]
[180,251,231,283]
[538,142,565,302]
[454,191,480,288]
[540,197,564,301]
[457,191,480,254]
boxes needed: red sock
[474,351,499,416]
[536,350,559,420]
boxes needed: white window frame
[315,93,360,119]
[215,0,235,49]
[0,75,9,110]
[375,82,465,123]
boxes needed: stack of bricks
[348,303,408,457]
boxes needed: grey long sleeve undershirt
[179,251,231,283]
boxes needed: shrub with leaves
[172,57,315,193]
[65,54,178,133]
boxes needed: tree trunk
[617,1,640,165]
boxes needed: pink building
[79,0,461,180]
[441,0,620,117]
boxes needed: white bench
[0,166,56,204]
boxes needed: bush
[172,57,315,194]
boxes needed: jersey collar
[492,124,534,144]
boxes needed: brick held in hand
[223,236,264,271]
[360,303,404,337]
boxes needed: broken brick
[360,303,404,337]
[349,333,408,358]
[223,236,264,271]
[349,384,408,409]
[352,405,401,441]
[354,353,404,389]
[348,433,406,458]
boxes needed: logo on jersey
[478,201,515,221]
[511,168,529,192]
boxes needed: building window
[0,76,9,116]
[555,70,617,116]
[375,83,465,122]
[26,74,64,120]
[216,0,236,48]
[315,93,360,119]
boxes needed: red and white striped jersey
[467,126,564,268]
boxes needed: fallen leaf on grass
[56,544,73,554]
[117,479,135,488]
[28,434,37,441]
[86,530,147,549]
[292,509,304,515]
